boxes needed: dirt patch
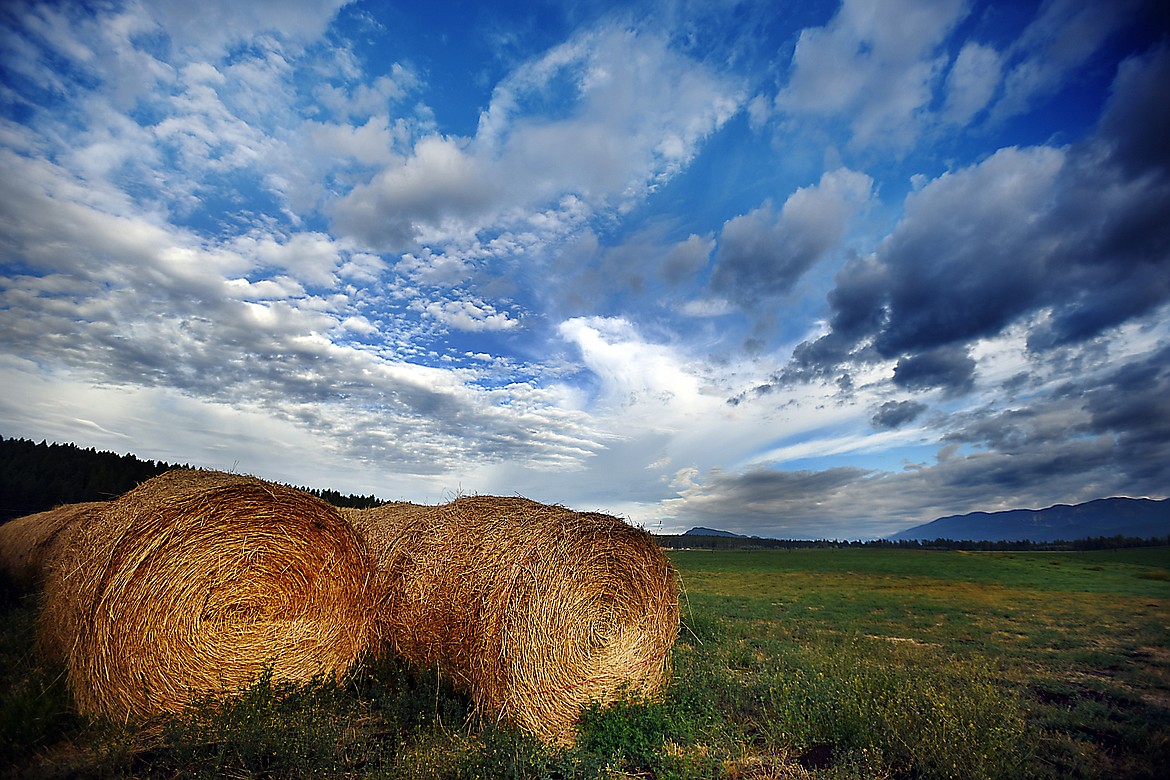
[864,634,941,648]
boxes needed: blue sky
[1,0,1167,539]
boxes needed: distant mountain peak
[683,526,747,538]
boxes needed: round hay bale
[0,502,107,590]
[351,496,680,744]
[38,469,377,719]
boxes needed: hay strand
[350,496,679,744]
[38,469,377,720]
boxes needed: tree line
[0,436,385,523]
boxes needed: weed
[450,724,554,780]
[151,670,356,779]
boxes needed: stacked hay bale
[350,496,680,744]
[0,501,107,590]
[37,469,377,720]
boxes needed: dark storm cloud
[891,346,975,396]
[943,404,1083,452]
[786,44,1170,393]
[689,340,1170,539]
[661,233,714,286]
[1029,50,1170,349]
[668,439,1125,539]
[785,252,887,384]
[674,354,1170,539]
[709,169,872,306]
[871,399,927,430]
[710,202,822,303]
[1080,347,1170,482]
[944,346,1170,490]
[1097,43,1170,179]
[671,466,875,537]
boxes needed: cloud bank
[1,0,1167,538]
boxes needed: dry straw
[350,496,680,744]
[0,502,107,589]
[38,469,377,720]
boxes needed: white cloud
[483,27,742,201]
[1,244,605,472]
[777,0,969,148]
[0,354,453,500]
[236,231,344,288]
[312,65,419,120]
[331,24,744,252]
[425,298,519,332]
[13,3,397,229]
[558,316,724,420]
[154,60,279,175]
[678,298,734,318]
[0,136,606,477]
[225,276,306,301]
[747,426,924,468]
[146,0,352,55]
[0,149,249,285]
[545,316,835,522]
[942,42,1002,125]
[339,315,377,335]
[306,116,399,165]
[332,134,496,252]
[337,252,387,284]
[1,1,173,112]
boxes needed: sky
[1,0,1168,539]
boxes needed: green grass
[670,547,1170,779]
[2,548,1168,779]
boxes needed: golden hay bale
[350,496,680,744]
[38,469,377,720]
[0,502,107,589]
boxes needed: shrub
[155,670,356,779]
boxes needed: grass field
[670,547,1170,779]
[2,546,1168,779]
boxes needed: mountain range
[889,497,1170,542]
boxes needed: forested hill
[0,436,385,523]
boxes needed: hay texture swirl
[350,496,680,744]
[38,470,376,719]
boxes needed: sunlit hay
[342,502,431,646]
[350,496,680,744]
[37,469,377,720]
[0,502,107,590]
